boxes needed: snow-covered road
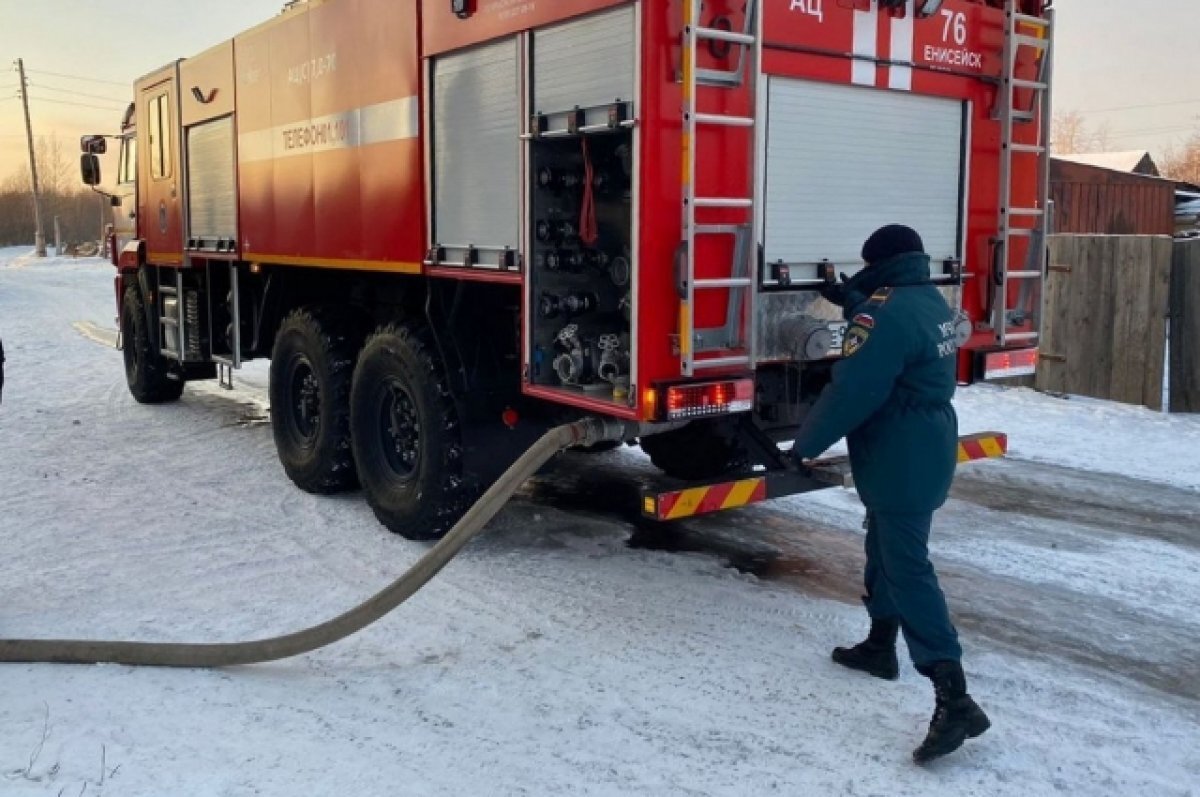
[1,251,1197,796]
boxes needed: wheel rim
[285,354,321,447]
[377,378,420,481]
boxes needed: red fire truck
[81,0,1051,539]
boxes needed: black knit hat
[861,224,925,265]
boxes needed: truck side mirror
[80,134,107,155]
[81,154,102,186]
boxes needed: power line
[28,76,128,98]
[28,83,129,103]
[26,95,127,112]
[25,68,127,88]
[1106,119,1200,136]
[1077,98,1200,115]
[1103,125,1199,143]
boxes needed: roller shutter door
[533,6,635,126]
[433,39,520,257]
[763,78,967,274]
[187,116,237,242]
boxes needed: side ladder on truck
[678,0,763,377]
[990,0,1055,347]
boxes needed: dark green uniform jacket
[793,252,958,513]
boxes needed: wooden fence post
[1170,240,1200,413]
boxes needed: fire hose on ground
[0,417,644,669]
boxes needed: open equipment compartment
[525,6,637,408]
[528,128,633,402]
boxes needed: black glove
[818,272,850,307]
[785,449,813,475]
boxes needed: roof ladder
[991,0,1055,347]
[678,0,762,377]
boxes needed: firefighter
[791,224,990,764]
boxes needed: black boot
[831,619,900,680]
[912,660,991,764]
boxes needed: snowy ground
[1,249,1198,796]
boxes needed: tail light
[662,379,754,420]
[981,348,1038,380]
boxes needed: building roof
[1055,151,1160,177]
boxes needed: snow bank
[956,384,1200,492]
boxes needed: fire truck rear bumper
[641,432,1009,521]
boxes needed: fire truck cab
[81,0,1051,537]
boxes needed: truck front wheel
[350,324,470,541]
[121,285,184,404]
[269,308,359,494]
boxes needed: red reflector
[664,379,754,420]
[984,348,1038,379]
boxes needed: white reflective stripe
[889,1,915,91]
[237,128,274,164]
[851,3,878,86]
[237,96,419,163]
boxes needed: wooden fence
[1037,236,1173,410]
[1170,240,1200,413]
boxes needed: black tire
[638,418,749,481]
[269,308,360,494]
[121,285,184,404]
[350,324,470,541]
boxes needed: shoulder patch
[852,313,875,330]
[843,325,871,357]
[868,287,894,306]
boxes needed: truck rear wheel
[638,418,749,481]
[269,308,359,494]
[350,324,470,541]
[121,285,184,404]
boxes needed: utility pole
[15,58,47,257]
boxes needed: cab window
[119,137,138,185]
[148,93,172,180]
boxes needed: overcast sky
[1,0,1198,182]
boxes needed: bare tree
[0,135,109,249]
[1161,131,1200,186]
[1051,111,1111,155]
[36,135,72,198]
[1052,111,1086,154]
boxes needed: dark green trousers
[863,511,962,668]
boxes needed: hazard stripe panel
[641,432,1008,523]
[957,432,1009,464]
[652,478,767,521]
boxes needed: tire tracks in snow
[528,450,1200,704]
[952,457,1200,550]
